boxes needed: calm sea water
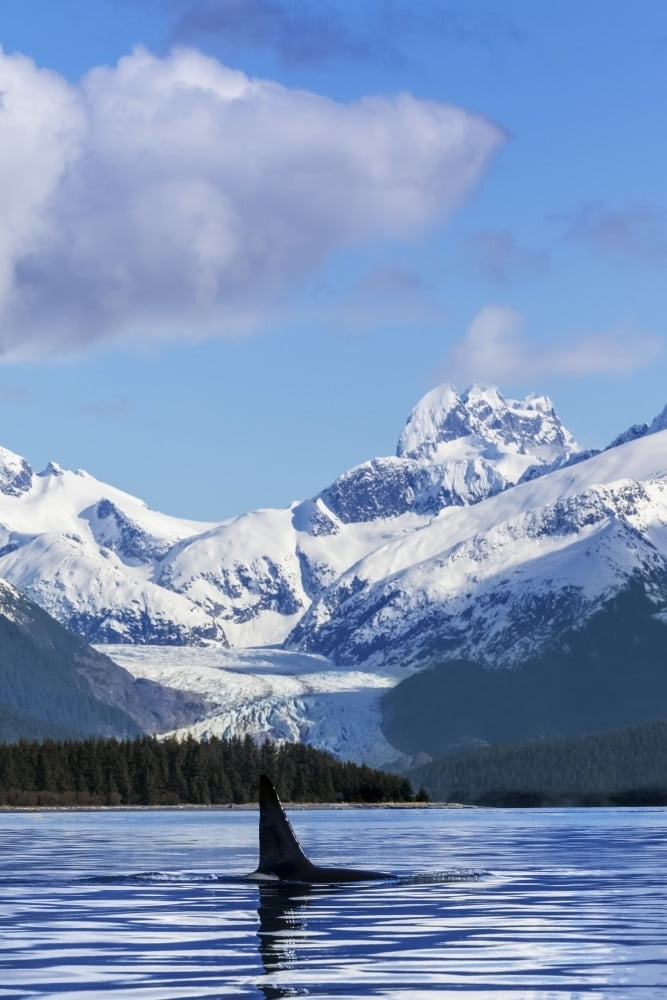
[0,806,665,999]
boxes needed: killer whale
[249,774,390,883]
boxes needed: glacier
[101,644,400,767]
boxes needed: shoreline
[0,801,468,813]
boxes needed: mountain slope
[288,430,667,668]
[0,578,207,742]
[0,702,75,744]
[381,582,667,758]
[407,718,667,805]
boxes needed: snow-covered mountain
[288,430,667,669]
[0,384,577,647]
[3,380,667,682]
[398,384,576,468]
[0,456,227,645]
[321,385,578,521]
[4,381,667,762]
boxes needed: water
[0,807,665,999]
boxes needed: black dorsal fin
[256,775,315,879]
[251,774,390,883]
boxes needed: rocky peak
[396,384,577,465]
[605,401,667,452]
[0,447,34,498]
[648,403,667,436]
[38,460,65,477]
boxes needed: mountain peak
[0,447,34,498]
[396,383,577,467]
[648,403,667,436]
[38,460,64,478]
[605,401,667,452]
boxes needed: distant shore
[1,801,468,813]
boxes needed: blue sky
[1,1,666,520]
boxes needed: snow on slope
[0,443,433,648]
[288,429,667,668]
[0,460,226,644]
[153,502,424,647]
[103,644,399,767]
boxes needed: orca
[249,774,390,883]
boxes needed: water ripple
[0,807,665,998]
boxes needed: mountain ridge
[4,382,667,761]
[1,383,667,673]
[0,384,581,649]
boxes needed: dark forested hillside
[382,583,667,757]
[0,579,208,742]
[408,718,667,805]
[0,734,415,807]
[0,703,76,744]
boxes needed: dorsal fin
[251,774,390,883]
[256,775,315,879]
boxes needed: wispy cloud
[0,45,504,361]
[394,6,521,50]
[562,201,667,263]
[442,304,662,384]
[77,395,133,420]
[333,265,448,333]
[355,265,428,298]
[167,1,521,66]
[0,384,30,405]
[463,229,549,283]
[170,0,370,66]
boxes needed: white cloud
[0,46,504,360]
[443,304,662,384]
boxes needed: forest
[0,733,416,807]
[408,718,667,806]
[383,585,667,759]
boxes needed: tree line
[0,734,416,807]
[408,718,667,806]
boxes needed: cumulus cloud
[0,45,504,360]
[463,229,549,283]
[442,304,661,384]
[563,201,667,263]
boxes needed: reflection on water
[257,883,312,999]
[0,808,665,998]
[254,871,483,1000]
